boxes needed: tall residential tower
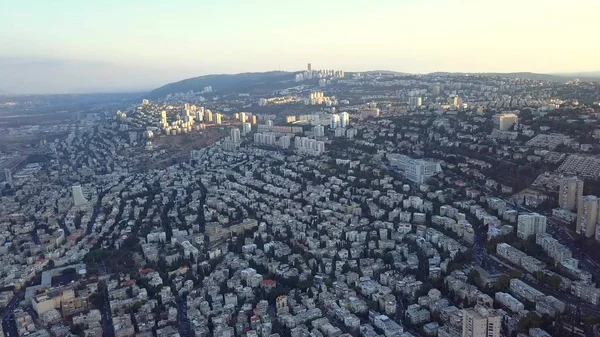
[558,177,584,212]
[576,196,600,238]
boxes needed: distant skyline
[1,0,599,94]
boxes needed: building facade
[462,306,501,337]
[493,113,518,131]
[517,213,547,240]
[558,177,584,212]
[576,196,600,238]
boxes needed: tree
[71,324,85,337]
[547,275,562,290]
[509,270,524,279]
[518,312,543,332]
[131,302,143,313]
[495,275,510,292]
[468,269,481,287]
[254,235,264,250]
[341,262,350,274]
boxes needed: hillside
[552,71,600,80]
[362,70,411,76]
[148,71,294,98]
[426,71,600,82]
[149,70,600,98]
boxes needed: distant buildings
[231,128,241,144]
[195,106,205,122]
[461,306,501,337]
[4,168,12,186]
[516,213,547,240]
[313,125,325,137]
[493,113,518,131]
[243,123,252,135]
[387,154,442,184]
[253,133,277,147]
[360,107,381,118]
[329,112,350,129]
[409,96,422,109]
[576,195,600,238]
[160,110,167,126]
[279,135,291,149]
[222,128,242,152]
[340,112,350,128]
[448,95,462,108]
[558,177,583,212]
[240,112,248,124]
[330,114,340,129]
[295,137,325,155]
[309,92,324,105]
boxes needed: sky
[1,0,599,94]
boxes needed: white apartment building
[409,96,422,109]
[494,292,524,313]
[243,123,252,135]
[253,133,277,147]
[496,243,525,265]
[387,153,442,184]
[558,177,584,212]
[340,112,350,128]
[517,213,547,240]
[295,137,325,155]
[313,125,325,137]
[279,136,291,149]
[576,195,600,238]
[510,279,545,302]
[330,114,340,129]
[461,306,501,337]
[536,233,572,264]
[231,128,241,144]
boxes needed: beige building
[577,196,600,238]
[493,113,518,131]
[462,306,501,337]
[276,295,289,314]
[32,287,75,315]
[558,177,584,212]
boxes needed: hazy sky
[1,0,599,94]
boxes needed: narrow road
[99,282,115,337]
